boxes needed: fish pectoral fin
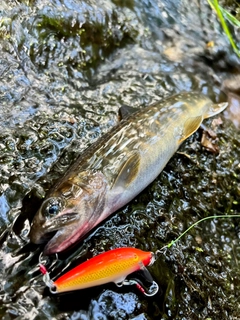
[178,115,203,144]
[113,152,141,189]
[119,105,138,120]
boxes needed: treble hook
[38,252,58,265]
[39,252,49,265]
[37,252,59,293]
[121,279,159,297]
[39,263,57,293]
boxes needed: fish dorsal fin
[178,115,203,144]
[119,105,138,120]
[113,152,141,188]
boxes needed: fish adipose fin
[113,152,141,188]
[178,115,203,144]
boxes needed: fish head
[29,171,108,255]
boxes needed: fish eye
[42,198,63,218]
[48,204,59,215]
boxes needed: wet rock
[0,0,240,319]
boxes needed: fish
[29,92,228,255]
[49,247,154,293]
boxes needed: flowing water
[0,0,240,319]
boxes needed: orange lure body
[53,247,154,293]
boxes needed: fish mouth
[43,230,67,255]
[42,222,92,255]
[30,223,79,255]
[30,203,106,255]
[29,224,48,245]
[38,231,57,244]
[40,212,99,255]
[29,211,81,249]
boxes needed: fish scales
[29,92,228,254]
[56,97,190,185]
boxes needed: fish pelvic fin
[204,102,228,119]
[178,115,203,144]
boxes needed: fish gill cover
[0,0,240,319]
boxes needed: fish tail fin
[204,102,228,119]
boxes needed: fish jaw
[30,170,109,255]
[43,216,93,255]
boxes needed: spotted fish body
[30,92,227,254]
[53,247,153,293]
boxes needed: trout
[30,92,227,254]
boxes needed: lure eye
[42,198,63,218]
[133,253,138,261]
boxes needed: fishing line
[155,213,240,256]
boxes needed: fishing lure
[40,247,159,296]
[40,214,240,297]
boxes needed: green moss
[34,9,138,70]
[0,18,11,39]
